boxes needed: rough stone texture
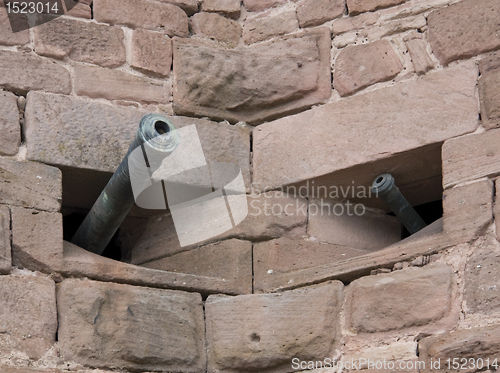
[497,179,500,241]
[253,62,478,192]
[74,64,170,104]
[296,0,344,28]
[11,207,63,273]
[0,205,10,274]
[404,36,434,75]
[0,273,57,360]
[94,0,189,37]
[25,91,145,173]
[334,39,403,97]
[206,281,343,373]
[33,16,125,68]
[0,158,62,212]
[342,342,418,371]
[254,238,368,293]
[173,27,331,124]
[0,1,29,46]
[201,0,240,19]
[191,12,242,47]
[142,239,252,294]
[0,90,21,155]
[347,0,406,15]
[64,0,92,18]
[127,191,306,265]
[131,29,172,77]
[308,200,401,251]
[464,235,500,315]
[242,0,285,12]
[0,50,71,94]
[331,12,379,35]
[163,0,199,15]
[479,52,500,129]
[419,324,500,373]
[428,0,500,65]
[63,241,246,295]
[443,179,493,237]
[345,264,456,333]
[58,278,206,372]
[243,10,298,45]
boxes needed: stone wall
[1,0,500,372]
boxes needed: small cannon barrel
[371,173,427,235]
[71,113,179,255]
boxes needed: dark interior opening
[389,199,443,239]
[62,211,122,261]
[154,120,170,135]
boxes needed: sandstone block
[64,0,92,18]
[419,324,500,373]
[0,205,10,274]
[428,0,500,65]
[443,179,493,237]
[0,90,20,155]
[243,10,298,44]
[58,278,206,371]
[331,12,379,35]
[243,0,285,12]
[142,239,252,294]
[0,273,57,359]
[0,158,62,211]
[201,0,240,19]
[296,0,344,28]
[254,237,368,293]
[347,0,406,15]
[128,191,306,265]
[0,1,29,46]
[254,62,478,192]
[308,200,401,251]
[33,16,125,68]
[94,0,189,37]
[464,235,500,315]
[191,12,242,47]
[345,264,456,333]
[163,0,199,15]
[11,207,63,273]
[334,39,403,96]
[131,29,172,77]
[0,50,71,94]
[405,37,434,75]
[496,179,500,240]
[206,281,343,373]
[479,52,500,129]
[74,64,170,104]
[173,27,331,124]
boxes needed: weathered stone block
[64,0,92,18]
[0,273,57,360]
[419,324,500,373]
[479,52,500,129]
[243,0,285,12]
[347,0,405,15]
[164,0,199,15]
[308,200,401,251]
[191,12,242,47]
[254,237,368,293]
[404,36,434,75]
[142,239,252,294]
[334,39,403,96]
[206,281,343,373]
[201,0,240,19]
[464,235,500,315]
[128,191,306,265]
[0,90,20,155]
[428,0,500,65]
[33,16,125,68]
[443,179,493,237]
[11,207,63,273]
[74,64,170,104]
[0,205,10,274]
[0,50,71,94]
[131,29,172,77]
[94,0,189,37]
[296,0,344,28]
[345,264,456,333]
[243,10,298,44]
[173,27,331,124]
[331,12,379,35]
[0,1,29,46]
[58,278,206,372]
[0,158,62,212]
[254,62,478,192]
